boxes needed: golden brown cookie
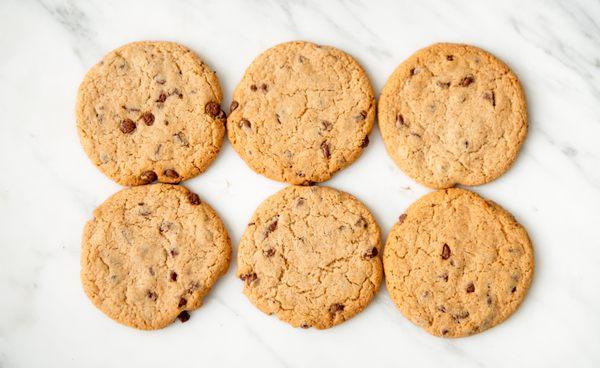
[227,41,375,185]
[81,184,231,329]
[76,41,226,186]
[237,185,382,329]
[378,43,527,189]
[383,188,534,337]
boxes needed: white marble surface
[1,0,600,366]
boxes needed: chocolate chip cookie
[237,185,382,329]
[227,41,375,185]
[378,43,527,189]
[383,188,534,337]
[76,41,226,186]
[81,184,231,329]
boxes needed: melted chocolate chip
[178,297,187,308]
[266,219,278,235]
[120,119,136,134]
[484,91,496,106]
[140,170,157,184]
[140,112,155,126]
[187,192,201,205]
[446,55,454,61]
[156,92,167,103]
[263,248,275,257]
[320,141,331,159]
[460,75,475,87]
[398,213,407,224]
[364,247,379,258]
[466,282,475,293]
[329,303,345,314]
[441,244,451,260]
[240,119,251,130]
[230,100,239,113]
[177,311,190,323]
[354,110,367,122]
[360,136,369,148]
[164,169,179,179]
[205,102,221,117]
[170,271,178,282]
[240,272,258,285]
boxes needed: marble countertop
[1,0,599,367]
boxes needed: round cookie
[81,184,231,330]
[77,41,226,186]
[227,41,375,185]
[237,185,382,329]
[378,43,527,189]
[383,188,534,337]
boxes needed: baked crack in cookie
[383,188,534,337]
[77,41,226,186]
[227,41,375,185]
[378,43,527,189]
[237,186,382,329]
[81,184,231,330]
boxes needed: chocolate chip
[170,249,179,257]
[409,68,416,76]
[148,267,155,276]
[329,303,345,314]
[205,101,221,117]
[464,140,469,148]
[484,91,496,106]
[466,282,475,293]
[147,290,158,301]
[511,286,517,293]
[164,169,179,179]
[438,305,447,313]
[170,271,178,282]
[396,113,407,128]
[320,141,331,159]
[459,75,475,87]
[121,105,140,112]
[441,244,451,260]
[230,100,239,113]
[171,88,183,99]
[263,248,275,257]
[354,110,367,122]
[177,311,190,323]
[398,213,407,224]
[446,55,454,61]
[178,297,187,308]
[119,118,136,134]
[240,119,251,130]
[364,247,378,258]
[240,272,257,285]
[437,81,451,89]
[156,92,167,103]
[453,311,470,321]
[440,272,449,282]
[300,323,311,329]
[139,112,154,126]
[356,217,368,228]
[487,296,493,305]
[360,135,369,148]
[250,84,257,91]
[187,192,201,205]
[321,120,333,131]
[441,329,449,336]
[260,83,268,92]
[140,170,157,184]
[173,131,189,146]
[266,219,278,235]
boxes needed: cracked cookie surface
[383,188,534,337]
[81,184,231,330]
[76,41,226,186]
[227,41,375,185]
[378,43,527,189]
[237,185,382,329]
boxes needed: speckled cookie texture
[237,185,382,329]
[81,184,231,330]
[76,41,226,186]
[378,43,527,189]
[227,41,375,185]
[383,188,534,337]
